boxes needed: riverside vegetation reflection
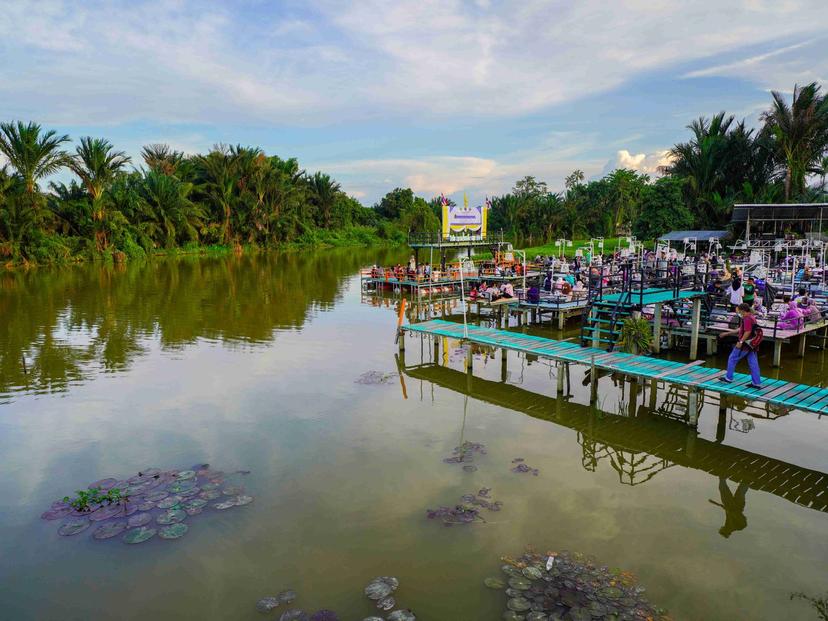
[0,248,405,402]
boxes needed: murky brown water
[0,251,826,620]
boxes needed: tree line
[1,82,827,264]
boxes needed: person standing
[742,276,756,307]
[727,277,743,311]
[719,302,763,388]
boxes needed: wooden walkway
[402,319,828,415]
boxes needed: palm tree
[138,171,203,247]
[307,172,341,228]
[141,143,184,176]
[69,137,131,249]
[193,147,238,245]
[0,121,70,214]
[761,83,828,200]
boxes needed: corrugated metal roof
[658,230,728,242]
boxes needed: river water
[0,250,826,620]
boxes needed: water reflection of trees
[0,248,403,400]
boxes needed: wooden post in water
[773,340,783,367]
[689,298,702,360]
[396,298,407,353]
[558,309,565,330]
[652,303,662,353]
[433,336,439,362]
[466,345,473,376]
[649,378,657,412]
[556,361,565,395]
[589,355,598,404]
[798,333,807,357]
[687,387,700,426]
[501,348,508,383]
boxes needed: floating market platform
[400,319,828,416]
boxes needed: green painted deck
[402,319,828,415]
[600,288,706,305]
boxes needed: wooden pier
[400,319,828,418]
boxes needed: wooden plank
[777,385,824,407]
[654,360,706,379]
[757,381,800,401]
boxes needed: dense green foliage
[1,83,827,265]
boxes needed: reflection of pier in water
[398,354,828,516]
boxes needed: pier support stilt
[558,310,565,330]
[589,355,598,404]
[398,331,405,353]
[687,388,700,427]
[773,340,783,367]
[556,362,565,395]
[798,334,807,357]
[433,336,439,362]
[689,298,702,361]
[501,349,508,383]
[649,378,657,412]
[652,303,662,354]
[466,346,473,375]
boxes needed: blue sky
[1,0,827,205]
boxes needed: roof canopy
[658,230,728,242]
[732,203,828,223]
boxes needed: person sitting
[469,287,478,301]
[543,272,553,292]
[778,297,804,330]
[801,298,822,323]
[795,287,810,308]
[486,284,501,300]
[527,285,540,304]
[752,298,767,318]
[501,282,515,298]
[572,279,586,298]
[560,281,572,296]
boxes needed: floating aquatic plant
[443,441,486,465]
[355,371,399,385]
[256,596,280,613]
[427,489,503,526]
[43,465,253,547]
[511,458,539,476]
[122,526,156,544]
[158,523,188,540]
[309,611,339,621]
[279,610,308,621]
[493,549,670,620]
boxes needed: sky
[1,0,827,205]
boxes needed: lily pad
[128,512,152,528]
[42,507,72,520]
[309,611,339,621]
[507,597,531,612]
[137,501,156,511]
[485,577,507,589]
[277,590,297,604]
[233,495,254,506]
[387,611,416,621]
[93,521,128,540]
[364,578,393,600]
[122,526,156,544]
[376,596,395,611]
[279,610,308,621]
[140,468,161,477]
[89,478,118,490]
[523,566,543,580]
[508,577,532,591]
[184,498,207,510]
[176,470,196,480]
[201,482,221,492]
[256,596,280,613]
[89,504,128,521]
[156,509,186,525]
[157,495,183,509]
[179,487,201,499]
[158,523,188,539]
[168,480,197,493]
[199,489,221,500]
[222,484,245,496]
[213,500,236,510]
[58,518,91,536]
[146,490,170,502]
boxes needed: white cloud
[602,149,674,177]
[682,37,828,88]
[317,147,607,204]
[1,0,827,125]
